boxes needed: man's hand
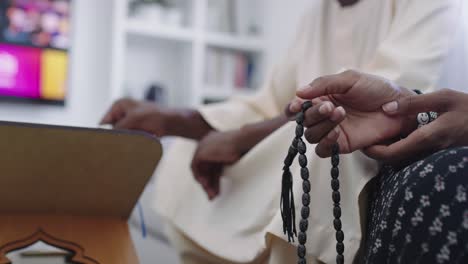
[101,98,171,137]
[191,130,243,200]
[101,98,213,139]
[190,113,290,199]
[289,70,415,157]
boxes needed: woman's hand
[365,89,468,163]
[191,130,244,200]
[289,70,415,157]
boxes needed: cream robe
[154,0,459,263]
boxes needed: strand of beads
[295,101,312,264]
[283,101,345,264]
[331,144,344,264]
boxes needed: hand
[289,70,415,157]
[101,98,172,137]
[191,130,243,200]
[101,98,213,139]
[365,89,468,163]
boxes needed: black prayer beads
[331,144,344,264]
[280,101,344,264]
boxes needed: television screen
[0,0,71,104]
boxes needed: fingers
[114,115,136,130]
[303,101,335,127]
[304,106,345,144]
[315,128,341,158]
[208,174,221,199]
[287,96,327,117]
[191,158,222,200]
[100,113,113,125]
[199,166,222,200]
[100,98,135,125]
[100,102,124,125]
[191,158,209,196]
[296,70,361,100]
[100,108,120,125]
[288,97,305,115]
[382,89,457,116]
[363,124,439,163]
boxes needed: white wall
[0,0,114,127]
[263,0,311,67]
[438,1,468,92]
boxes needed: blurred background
[1,0,468,263]
[0,0,314,127]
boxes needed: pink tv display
[0,0,71,105]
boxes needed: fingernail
[290,100,301,112]
[328,127,341,140]
[382,101,398,113]
[330,107,345,122]
[319,102,333,115]
[209,192,217,200]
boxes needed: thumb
[382,89,454,116]
[100,111,115,125]
[286,97,305,116]
[100,105,125,125]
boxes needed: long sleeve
[362,0,461,91]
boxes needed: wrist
[231,127,253,155]
[161,108,182,136]
[235,123,269,155]
[166,109,213,140]
[236,115,288,155]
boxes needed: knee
[401,147,468,201]
[425,147,468,183]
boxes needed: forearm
[165,109,213,140]
[236,114,289,155]
[164,105,288,148]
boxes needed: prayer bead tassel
[280,102,345,264]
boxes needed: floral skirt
[362,147,468,264]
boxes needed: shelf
[125,19,195,43]
[202,88,231,99]
[202,86,256,99]
[112,0,267,108]
[205,33,265,52]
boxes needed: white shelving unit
[201,85,255,99]
[205,33,264,52]
[110,0,266,107]
[126,19,195,42]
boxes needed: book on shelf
[205,48,257,94]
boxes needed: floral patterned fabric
[362,147,468,263]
